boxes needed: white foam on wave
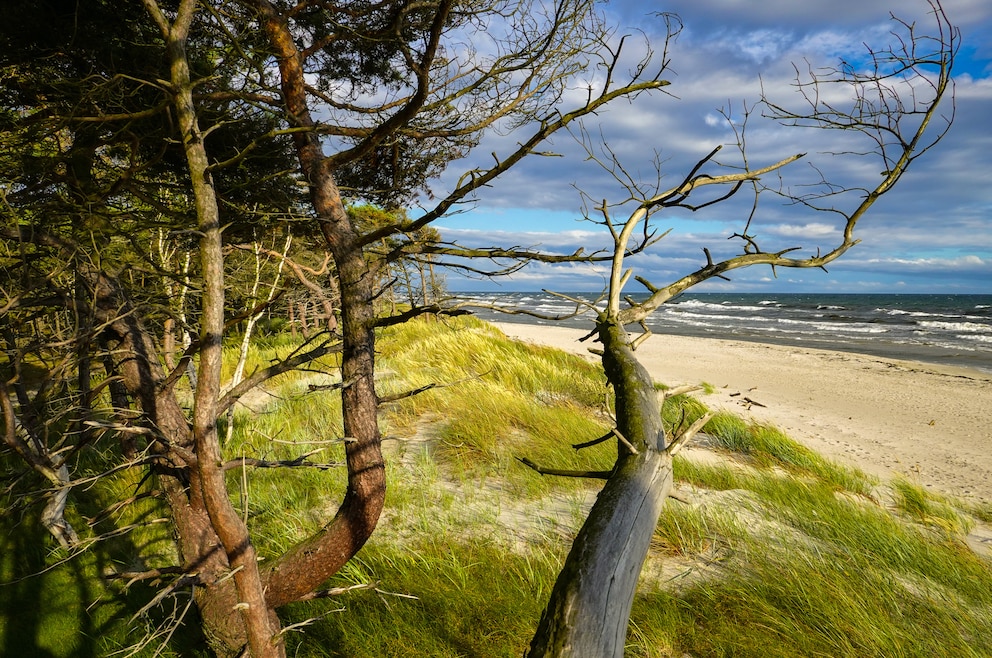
[918,320,991,333]
[777,318,888,334]
[665,310,775,324]
[671,299,776,313]
[658,315,717,329]
[672,299,727,311]
[876,307,964,319]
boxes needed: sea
[455,292,992,374]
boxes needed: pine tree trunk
[252,0,387,607]
[90,272,250,655]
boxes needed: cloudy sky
[422,0,991,294]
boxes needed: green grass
[630,471,992,657]
[891,477,974,536]
[281,535,563,657]
[672,455,750,491]
[3,315,991,657]
[376,318,615,496]
[0,457,207,657]
[967,500,992,524]
[652,501,744,558]
[632,545,992,657]
[698,410,876,495]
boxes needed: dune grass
[3,315,990,657]
[277,317,992,657]
[891,476,974,536]
[374,319,615,496]
[634,481,992,656]
[281,531,565,657]
[698,411,876,495]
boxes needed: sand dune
[494,322,992,503]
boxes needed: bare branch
[222,452,342,471]
[666,412,714,457]
[378,371,490,404]
[517,457,613,480]
[216,338,342,416]
[292,581,379,603]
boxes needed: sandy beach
[494,322,992,503]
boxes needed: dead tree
[524,3,956,655]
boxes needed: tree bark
[90,271,247,654]
[142,0,286,654]
[526,318,672,658]
[252,0,386,608]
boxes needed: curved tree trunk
[253,0,386,608]
[527,319,672,658]
[261,247,386,607]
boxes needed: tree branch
[517,457,613,480]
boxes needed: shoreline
[493,322,992,503]
[486,316,992,376]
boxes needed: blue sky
[420,0,991,294]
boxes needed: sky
[421,0,992,294]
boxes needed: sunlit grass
[632,467,992,658]
[891,476,974,537]
[652,502,744,558]
[672,455,749,491]
[699,410,876,495]
[4,315,991,658]
[377,318,614,496]
[281,536,564,657]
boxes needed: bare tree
[522,3,957,655]
[245,0,680,623]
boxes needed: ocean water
[455,292,992,374]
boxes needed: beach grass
[375,318,614,496]
[2,315,990,657]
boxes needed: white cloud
[829,254,991,281]
[427,0,992,293]
[709,28,795,64]
[768,223,841,238]
[870,255,988,269]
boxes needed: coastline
[493,321,992,503]
[464,292,992,375]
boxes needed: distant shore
[493,322,992,503]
